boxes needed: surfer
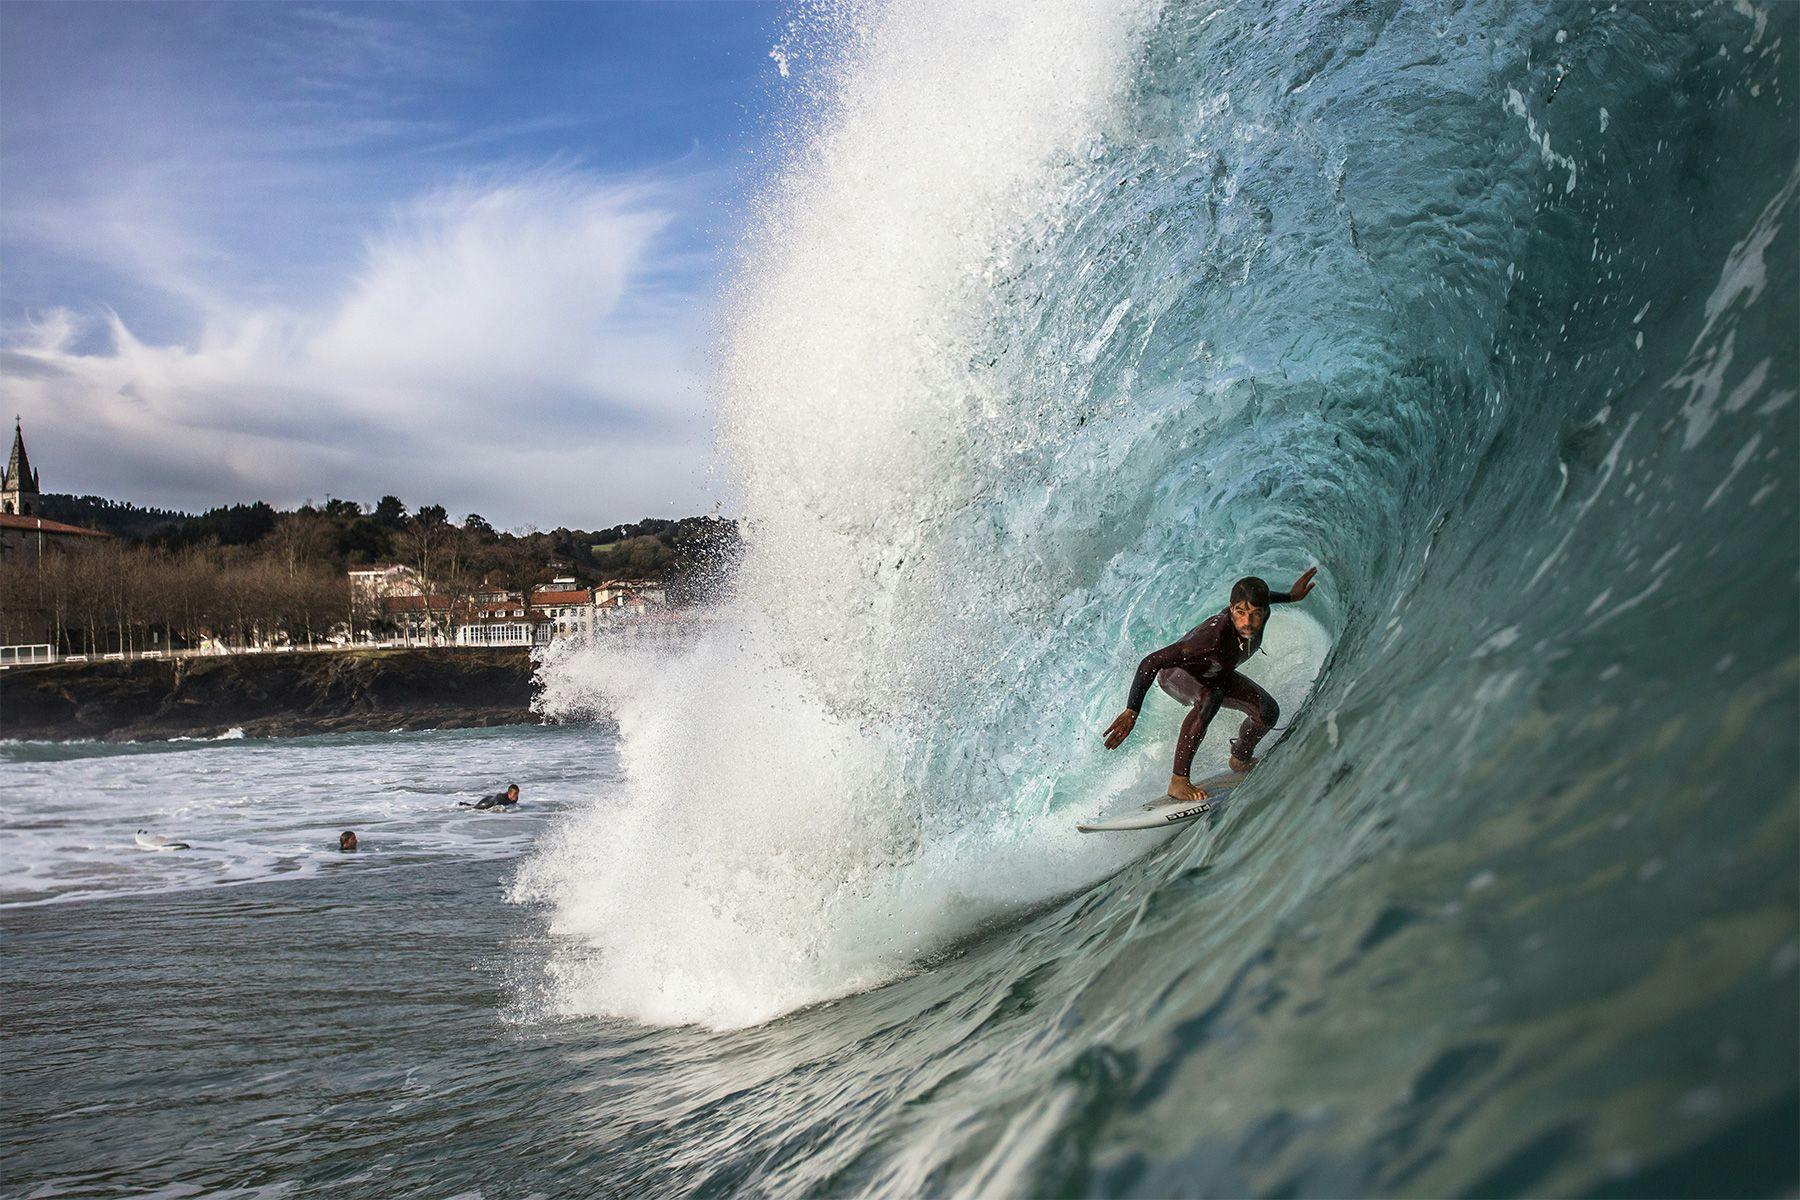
[460,784,521,811]
[1103,568,1319,803]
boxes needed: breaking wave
[519,1,1796,1192]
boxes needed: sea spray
[509,0,1300,1029]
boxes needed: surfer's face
[1229,601,1266,640]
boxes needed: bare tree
[394,511,452,595]
[267,511,334,581]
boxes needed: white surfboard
[1075,771,1249,834]
[134,829,191,851]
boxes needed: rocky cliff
[0,648,539,742]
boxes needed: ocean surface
[6,0,1798,1195]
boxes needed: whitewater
[5,1,1795,1196]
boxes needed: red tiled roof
[530,589,590,606]
[381,594,452,613]
[0,513,110,538]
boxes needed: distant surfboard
[1075,771,1248,834]
[134,829,191,851]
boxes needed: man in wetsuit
[460,784,521,811]
[1103,568,1319,803]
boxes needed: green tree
[373,495,408,530]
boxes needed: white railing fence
[0,643,54,667]
[0,618,716,668]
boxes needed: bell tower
[2,417,41,516]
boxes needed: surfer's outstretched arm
[1104,641,1188,748]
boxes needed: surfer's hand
[1104,709,1137,749]
[1290,566,1318,600]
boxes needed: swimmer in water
[459,784,521,811]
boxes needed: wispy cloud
[3,167,720,527]
[0,2,784,525]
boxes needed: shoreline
[0,647,542,743]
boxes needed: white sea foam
[167,726,247,743]
[0,727,598,908]
[512,0,1368,1031]
[524,609,1325,1028]
[516,0,1215,1029]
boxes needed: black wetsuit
[1125,593,1296,775]
[469,792,517,810]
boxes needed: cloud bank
[3,169,721,528]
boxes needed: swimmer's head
[339,830,359,852]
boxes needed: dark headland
[0,648,540,743]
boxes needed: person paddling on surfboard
[1103,568,1319,804]
[459,784,521,811]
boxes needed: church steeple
[3,417,41,516]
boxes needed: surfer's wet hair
[1230,576,1272,608]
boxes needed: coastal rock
[0,648,541,742]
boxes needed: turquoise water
[7,0,1799,1195]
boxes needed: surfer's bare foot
[1229,755,1258,773]
[1167,776,1210,804]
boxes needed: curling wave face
[521,0,1796,1192]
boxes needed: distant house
[530,577,595,640]
[380,593,451,641]
[348,564,424,603]
[453,612,550,647]
[594,578,667,620]
[469,577,518,607]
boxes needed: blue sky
[1,1,797,528]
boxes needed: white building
[453,614,550,647]
[593,578,667,619]
[470,579,517,606]
[380,593,451,643]
[349,564,424,603]
[530,578,596,640]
